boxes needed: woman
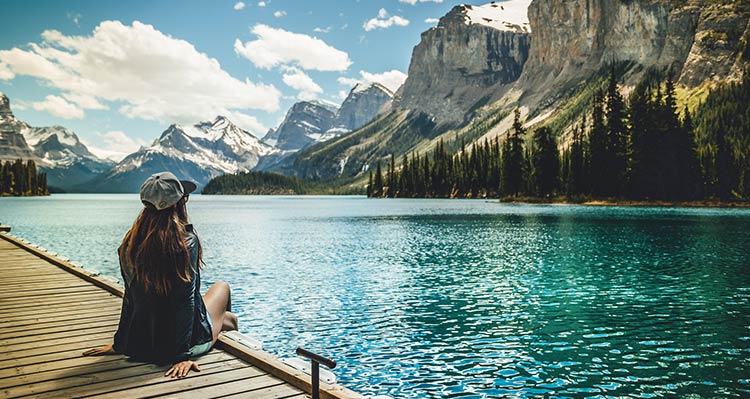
[83,171,238,378]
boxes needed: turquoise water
[1,194,749,398]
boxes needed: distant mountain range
[0,93,114,189]
[2,0,747,193]
[0,80,393,191]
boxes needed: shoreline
[493,197,750,208]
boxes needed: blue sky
[0,0,464,160]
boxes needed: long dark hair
[120,198,202,296]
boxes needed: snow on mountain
[261,101,338,152]
[462,1,531,33]
[0,92,114,189]
[88,116,276,192]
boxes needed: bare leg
[202,281,238,345]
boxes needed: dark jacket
[113,225,213,364]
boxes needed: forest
[0,159,48,196]
[203,170,311,195]
[368,69,750,202]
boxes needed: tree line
[368,68,750,201]
[203,170,310,195]
[0,159,48,196]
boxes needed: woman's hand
[82,344,115,356]
[165,360,201,378]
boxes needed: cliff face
[396,2,532,125]
[519,0,750,105]
[333,83,393,132]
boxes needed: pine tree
[605,67,629,196]
[532,126,560,197]
[502,109,525,196]
[588,89,608,197]
[373,160,383,197]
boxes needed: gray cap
[139,172,197,210]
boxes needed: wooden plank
[0,315,120,337]
[0,233,124,298]
[0,336,112,363]
[0,351,236,397]
[0,294,122,317]
[0,281,93,292]
[1,308,120,329]
[0,350,222,391]
[0,325,118,347]
[0,353,128,379]
[0,318,120,341]
[34,361,260,399]
[150,375,301,399]
[1,331,115,353]
[0,291,115,308]
[0,276,89,287]
[0,340,118,371]
[0,286,108,301]
[0,304,121,322]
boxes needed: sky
[0,0,466,161]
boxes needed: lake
[1,194,749,398]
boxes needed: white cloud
[337,70,408,93]
[224,111,267,135]
[0,62,14,80]
[67,12,82,27]
[83,130,147,162]
[273,10,286,18]
[337,90,349,100]
[0,21,281,125]
[282,67,322,100]
[32,95,84,119]
[313,26,331,33]
[257,1,266,6]
[399,0,443,4]
[233,2,245,10]
[425,18,440,24]
[234,24,352,71]
[363,9,410,31]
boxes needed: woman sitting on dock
[82,171,239,378]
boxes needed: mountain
[0,93,114,189]
[261,100,338,152]
[83,116,275,192]
[256,83,394,172]
[395,2,532,125]
[281,0,749,185]
[332,83,394,132]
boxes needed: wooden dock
[0,231,363,399]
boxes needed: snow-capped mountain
[84,116,276,192]
[262,100,338,152]
[0,92,114,189]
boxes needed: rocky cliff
[518,0,750,106]
[332,83,393,132]
[282,0,749,185]
[395,1,532,125]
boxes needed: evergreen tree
[605,67,629,196]
[532,126,560,197]
[501,109,526,196]
[588,89,608,197]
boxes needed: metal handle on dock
[296,347,336,399]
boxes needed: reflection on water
[2,195,749,398]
